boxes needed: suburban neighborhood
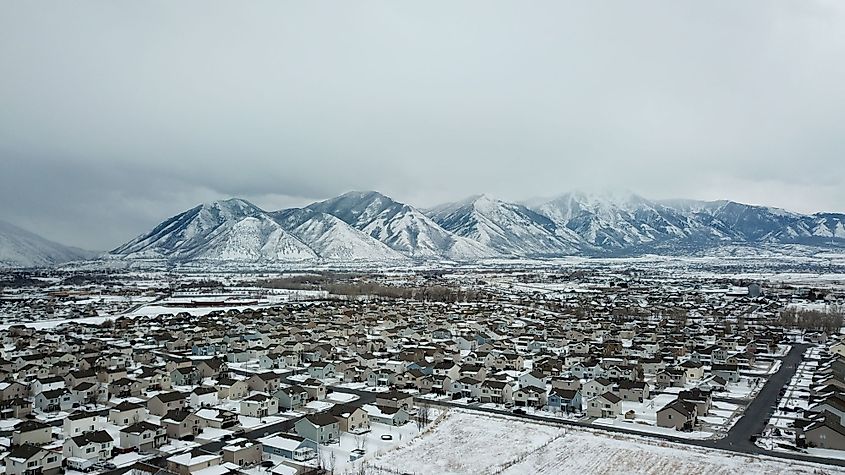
[0,266,843,474]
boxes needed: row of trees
[777,305,844,333]
[257,275,483,302]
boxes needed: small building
[710,364,740,383]
[189,386,219,408]
[362,404,410,426]
[805,413,845,450]
[375,391,414,411]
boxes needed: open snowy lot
[360,410,843,475]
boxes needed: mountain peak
[335,190,393,203]
[200,197,261,213]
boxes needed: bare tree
[416,403,432,430]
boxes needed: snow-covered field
[360,410,843,475]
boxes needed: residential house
[63,430,113,463]
[108,401,146,426]
[241,393,279,418]
[586,392,622,418]
[3,445,62,475]
[63,411,98,438]
[12,420,53,446]
[376,391,414,411]
[216,378,249,400]
[362,404,410,426]
[294,413,339,444]
[222,439,263,467]
[189,387,219,408]
[119,422,167,452]
[548,388,582,413]
[166,450,222,475]
[328,404,370,434]
[273,385,308,411]
[147,392,186,416]
[657,399,698,431]
[711,364,741,383]
[258,434,316,461]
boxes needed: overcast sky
[2,1,844,250]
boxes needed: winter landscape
[4,1,845,474]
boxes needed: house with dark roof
[240,393,279,418]
[119,421,167,452]
[328,404,370,434]
[62,430,114,463]
[657,399,698,430]
[586,392,622,418]
[3,444,62,475]
[294,413,339,443]
[246,372,284,393]
[33,388,73,412]
[63,411,99,437]
[109,400,146,426]
[805,411,845,449]
[12,420,52,446]
[548,388,582,413]
[148,391,186,416]
[273,385,308,410]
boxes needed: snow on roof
[192,464,231,475]
[259,434,304,451]
[166,452,220,466]
[195,408,221,420]
[270,464,298,475]
[326,392,358,403]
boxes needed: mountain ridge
[0,220,96,268]
[6,190,845,268]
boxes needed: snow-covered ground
[358,409,841,475]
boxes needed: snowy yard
[358,410,844,475]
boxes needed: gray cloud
[1,1,844,249]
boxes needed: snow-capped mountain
[106,191,845,265]
[270,208,407,261]
[660,200,845,246]
[0,220,94,268]
[306,191,497,259]
[426,195,581,256]
[526,192,845,253]
[111,198,317,263]
[528,191,710,250]
[111,198,405,263]
[187,215,317,262]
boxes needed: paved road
[714,343,809,451]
